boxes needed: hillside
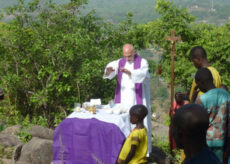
[85,0,230,24]
[0,0,230,24]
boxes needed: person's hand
[105,67,115,76]
[168,106,173,118]
[120,68,131,76]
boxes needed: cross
[166,30,182,154]
[166,30,182,57]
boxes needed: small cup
[74,103,81,108]
[109,100,114,108]
[74,103,81,112]
[83,102,90,109]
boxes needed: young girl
[169,92,188,151]
[117,105,148,164]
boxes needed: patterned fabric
[118,128,147,164]
[189,66,221,102]
[197,88,230,147]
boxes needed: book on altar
[90,99,101,106]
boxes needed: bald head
[123,44,135,62]
[172,104,209,149]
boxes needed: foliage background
[0,0,229,129]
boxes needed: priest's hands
[105,67,131,76]
[105,67,115,76]
[120,68,131,76]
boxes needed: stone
[2,125,22,135]
[16,161,30,164]
[0,133,22,147]
[0,159,14,164]
[27,125,53,140]
[13,144,23,161]
[150,146,170,164]
[19,137,53,164]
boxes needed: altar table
[53,109,132,164]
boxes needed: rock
[150,145,170,164]
[14,161,31,164]
[0,159,14,164]
[27,125,53,140]
[19,137,53,164]
[13,144,23,161]
[0,133,23,147]
[16,161,30,164]
[2,125,22,135]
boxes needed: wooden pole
[166,30,181,155]
[166,30,181,110]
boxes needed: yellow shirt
[189,66,221,102]
[118,128,147,164]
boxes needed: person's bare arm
[124,145,137,164]
[191,86,199,103]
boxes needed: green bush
[0,0,147,127]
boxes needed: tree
[141,0,230,91]
[0,0,145,127]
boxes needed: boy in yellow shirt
[117,105,148,164]
[189,46,221,103]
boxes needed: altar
[53,106,132,164]
[68,108,131,137]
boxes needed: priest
[103,43,152,155]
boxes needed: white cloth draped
[103,58,152,155]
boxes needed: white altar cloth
[67,109,131,137]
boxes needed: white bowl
[105,110,113,114]
[113,109,121,115]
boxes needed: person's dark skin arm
[124,145,137,164]
[191,86,199,103]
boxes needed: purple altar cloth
[53,118,125,164]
